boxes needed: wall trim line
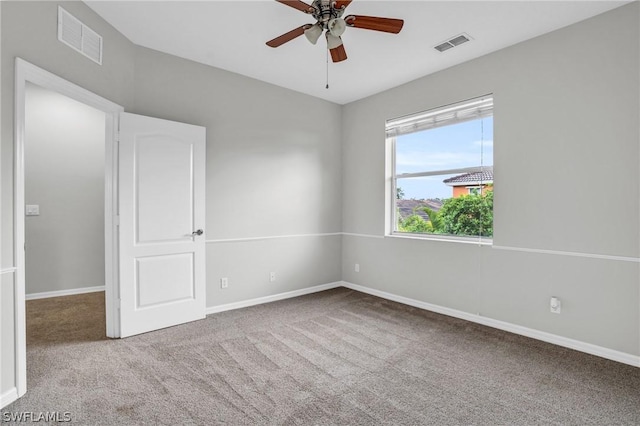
[0,267,17,275]
[342,232,385,239]
[341,281,640,368]
[207,233,639,264]
[25,285,105,301]
[1,388,18,409]
[205,282,343,315]
[206,232,342,244]
[492,244,640,263]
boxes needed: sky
[396,116,493,200]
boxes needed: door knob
[192,229,204,236]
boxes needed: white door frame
[13,58,123,397]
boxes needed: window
[387,95,493,241]
[467,187,481,195]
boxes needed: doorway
[23,82,108,345]
[12,59,207,404]
[13,58,124,399]
[24,83,106,301]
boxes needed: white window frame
[467,186,482,195]
[386,95,494,244]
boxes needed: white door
[118,112,206,338]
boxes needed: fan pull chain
[326,49,329,89]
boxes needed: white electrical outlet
[220,277,228,289]
[550,296,561,314]
[354,263,360,273]
[270,272,276,282]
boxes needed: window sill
[386,232,493,246]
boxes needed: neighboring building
[396,198,443,221]
[443,166,493,198]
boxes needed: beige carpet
[2,288,639,425]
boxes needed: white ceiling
[85,1,630,105]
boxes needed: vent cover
[58,6,103,65]
[434,33,471,53]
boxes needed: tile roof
[396,199,443,220]
[443,166,493,186]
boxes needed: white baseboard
[26,285,105,301]
[1,387,18,409]
[341,281,640,368]
[205,282,343,315]
[81,275,632,368]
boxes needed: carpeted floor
[2,288,639,425]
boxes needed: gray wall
[341,3,639,356]
[2,1,135,267]
[24,83,106,295]
[132,47,343,308]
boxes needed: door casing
[12,58,124,399]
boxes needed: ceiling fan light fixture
[304,24,323,44]
[326,32,343,49]
[268,0,405,64]
[328,18,346,37]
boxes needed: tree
[396,187,405,200]
[398,192,492,237]
[398,214,431,233]
[438,190,493,237]
[415,206,444,233]
[399,206,444,234]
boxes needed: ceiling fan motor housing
[311,0,346,29]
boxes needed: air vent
[58,6,103,65]
[434,33,472,53]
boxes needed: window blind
[386,95,493,138]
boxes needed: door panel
[135,253,194,308]
[119,112,206,338]
[135,135,194,243]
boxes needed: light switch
[26,205,40,216]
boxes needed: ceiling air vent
[58,6,103,65]
[434,33,472,53]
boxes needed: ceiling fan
[266,0,404,63]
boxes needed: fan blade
[266,25,310,47]
[334,0,353,10]
[344,15,404,34]
[330,43,348,63]
[276,0,315,13]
